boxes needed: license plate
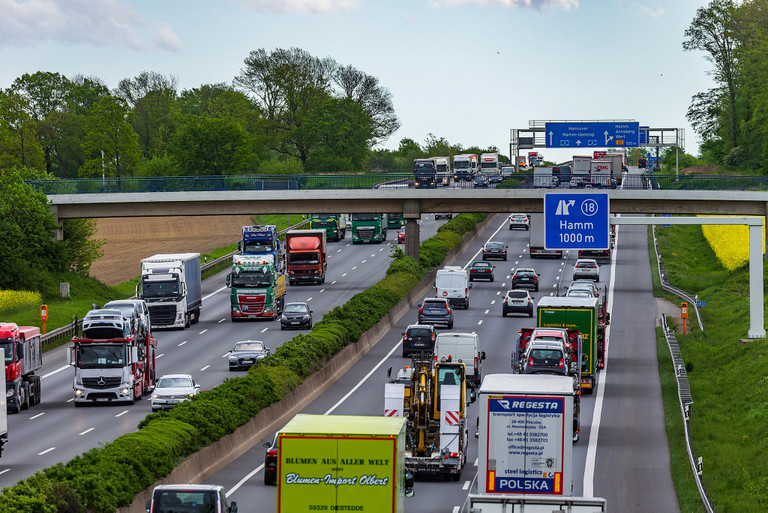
[97,398,108,402]
[243,359,255,364]
[511,300,524,305]
[291,321,300,325]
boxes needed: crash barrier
[118,213,500,513]
[27,173,768,194]
[652,224,704,332]
[661,313,715,513]
[40,316,81,350]
[200,219,309,274]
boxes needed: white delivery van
[435,266,471,309]
[435,332,486,387]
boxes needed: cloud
[633,4,664,18]
[0,0,182,51]
[435,0,578,10]
[234,0,360,13]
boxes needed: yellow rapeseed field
[0,289,42,315]
[700,216,765,271]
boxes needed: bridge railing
[26,173,768,194]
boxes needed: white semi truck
[137,253,202,329]
[466,374,606,512]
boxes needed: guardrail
[652,224,704,331]
[33,172,768,194]
[661,313,715,513]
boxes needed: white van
[435,266,471,309]
[434,332,486,387]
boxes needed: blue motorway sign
[697,300,707,307]
[545,122,640,148]
[544,193,610,250]
[640,126,649,145]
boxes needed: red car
[397,228,405,244]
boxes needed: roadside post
[681,302,688,335]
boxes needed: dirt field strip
[90,215,255,286]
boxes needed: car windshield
[507,291,528,298]
[157,377,193,388]
[284,304,308,314]
[486,243,503,249]
[153,490,217,510]
[529,349,564,363]
[516,270,535,276]
[424,301,447,309]
[473,262,491,268]
[408,328,432,337]
[235,341,264,351]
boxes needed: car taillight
[504,297,508,304]
[465,288,468,297]
[527,357,534,367]
[474,356,478,370]
[267,449,277,457]
[558,358,565,368]
[419,307,424,314]
[446,307,451,314]
[528,298,532,303]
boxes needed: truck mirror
[405,488,415,498]
[146,499,151,512]
[226,274,231,287]
[230,503,238,513]
[387,366,392,379]
[606,312,611,325]
[468,283,473,289]
[67,347,74,366]
[181,282,187,297]
[469,388,477,403]
[263,441,271,448]
[405,469,415,490]
[480,351,486,360]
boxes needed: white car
[508,213,530,230]
[572,259,600,282]
[151,374,200,412]
[566,280,600,298]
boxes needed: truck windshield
[351,214,380,221]
[231,272,273,288]
[454,161,469,169]
[289,252,320,264]
[141,280,181,299]
[77,345,127,368]
[311,220,336,228]
[481,162,497,169]
[243,241,275,253]
[0,339,13,363]
[152,490,218,512]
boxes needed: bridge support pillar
[402,199,421,261]
[50,205,63,241]
[748,222,765,338]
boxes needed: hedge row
[0,213,487,513]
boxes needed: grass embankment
[650,223,768,512]
[0,214,304,336]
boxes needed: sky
[0,0,716,162]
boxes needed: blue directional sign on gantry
[544,193,610,250]
[545,122,640,148]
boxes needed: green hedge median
[0,213,487,513]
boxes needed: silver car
[151,374,199,412]
[572,259,600,282]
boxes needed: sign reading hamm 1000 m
[545,121,639,148]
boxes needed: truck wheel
[31,376,42,406]
[192,307,201,324]
[184,314,191,329]
[20,382,30,411]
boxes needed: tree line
[685,0,768,172]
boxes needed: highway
[204,209,680,512]
[0,216,445,489]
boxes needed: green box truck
[536,296,600,394]
[350,213,388,243]
[276,414,413,513]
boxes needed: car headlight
[7,389,14,398]
[152,393,160,399]
[303,315,310,320]
[229,355,238,361]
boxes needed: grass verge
[650,223,768,512]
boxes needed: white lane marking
[200,365,210,371]
[490,300,496,305]
[157,353,165,358]
[319,289,325,293]
[515,261,519,265]
[79,428,94,435]
[0,469,10,476]
[463,481,471,490]
[462,217,509,269]
[307,297,313,302]
[30,412,45,420]
[342,273,347,277]
[484,309,489,315]
[452,507,460,513]
[477,320,483,325]
[203,286,227,301]
[496,291,502,296]
[362,260,367,264]
[583,222,619,496]
[370,254,376,257]
[379,248,384,252]
[42,365,69,379]
[199,329,208,335]
[38,448,55,456]
[337,249,342,253]
[222,353,230,358]
[474,458,478,466]
[115,410,129,418]
[178,341,187,346]
[218,318,226,323]
[352,267,357,270]
[332,281,337,285]
[261,328,268,333]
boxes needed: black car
[280,302,313,330]
[482,241,508,261]
[402,324,437,357]
[228,340,271,371]
[469,261,495,281]
[435,213,453,220]
[263,433,278,485]
[511,268,539,291]
[417,298,454,328]
[473,174,489,188]
[502,289,534,317]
